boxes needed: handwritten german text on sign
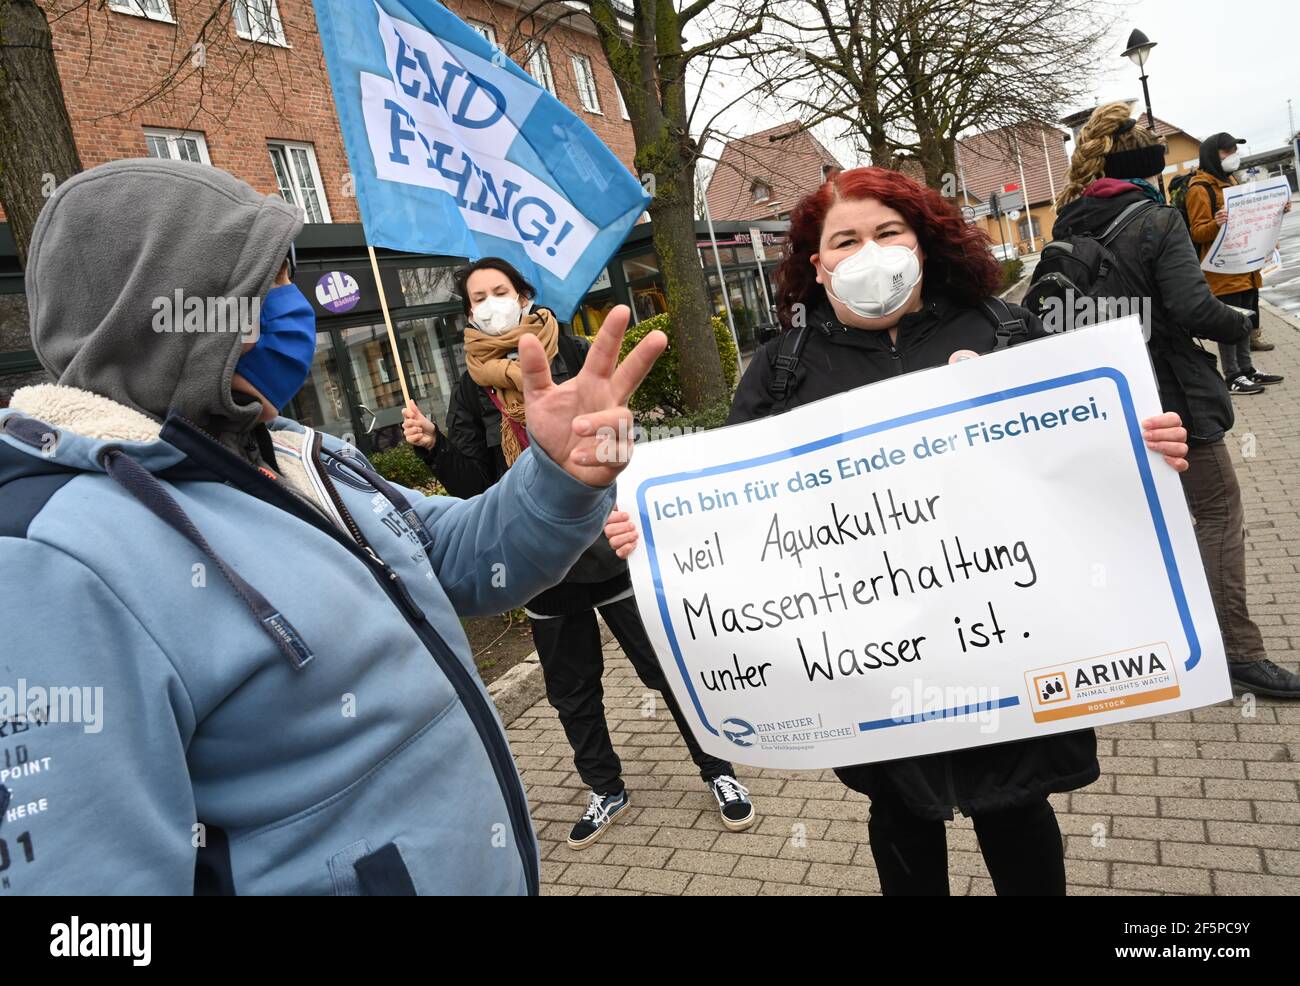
[1201,177,1291,275]
[618,319,1230,769]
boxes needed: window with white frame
[526,40,556,96]
[467,19,497,45]
[234,0,288,46]
[107,0,173,21]
[267,141,332,223]
[144,128,210,164]
[570,54,601,114]
[616,85,630,120]
[752,180,772,204]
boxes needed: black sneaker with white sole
[567,789,630,849]
[1248,370,1284,386]
[708,774,755,831]
[1228,374,1265,395]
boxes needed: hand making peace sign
[518,304,666,486]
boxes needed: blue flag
[313,0,651,320]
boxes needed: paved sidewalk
[506,307,1300,896]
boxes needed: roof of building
[1060,102,1200,144]
[704,121,844,221]
[956,122,1072,208]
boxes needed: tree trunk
[643,142,727,410]
[0,0,82,268]
[590,0,728,413]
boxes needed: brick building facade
[1,0,642,423]
[1,0,637,225]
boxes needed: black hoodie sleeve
[1144,209,1251,345]
[414,373,497,498]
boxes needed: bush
[619,311,739,416]
[646,400,733,438]
[1000,258,1025,290]
[370,441,438,491]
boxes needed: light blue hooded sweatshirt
[0,160,615,895]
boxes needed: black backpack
[1023,200,1156,334]
[1168,171,1218,234]
[767,297,1028,411]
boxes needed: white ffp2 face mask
[471,294,531,335]
[824,240,922,319]
[1222,152,1241,173]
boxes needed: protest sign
[1201,177,1291,276]
[617,318,1231,769]
[1261,249,1283,278]
[313,0,650,320]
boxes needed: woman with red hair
[607,166,1190,894]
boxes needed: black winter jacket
[1051,189,1251,445]
[730,294,1099,820]
[416,328,627,615]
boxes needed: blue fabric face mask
[236,283,317,412]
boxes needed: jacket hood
[26,158,303,441]
[1082,177,1140,199]
[1198,135,1236,183]
[1053,184,1148,238]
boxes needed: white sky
[688,0,1300,174]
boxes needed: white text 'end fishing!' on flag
[313,0,651,320]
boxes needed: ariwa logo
[49,916,151,966]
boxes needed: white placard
[1201,177,1292,275]
[618,318,1230,769]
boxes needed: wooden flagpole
[366,243,412,408]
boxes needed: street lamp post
[1122,28,1165,197]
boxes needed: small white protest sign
[617,318,1230,769]
[1201,177,1292,275]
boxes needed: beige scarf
[463,307,559,466]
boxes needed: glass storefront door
[284,332,355,443]
[330,314,467,452]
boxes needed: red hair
[775,167,1001,326]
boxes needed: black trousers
[530,595,734,795]
[867,781,1067,895]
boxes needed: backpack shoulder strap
[769,324,813,407]
[1189,178,1219,214]
[977,297,1029,350]
[1099,199,1157,244]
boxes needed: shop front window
[285,332,353,442]
[336,315,468,452]
[578,295,615,337]
[339,323,403,448]
[698,245,739,266]
[621,252,660,282]
[398,266,458,307]
[630,283,668,322]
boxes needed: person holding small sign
[1185,132,1288,393]
[403,258,758,850]
[605,166,1192,895]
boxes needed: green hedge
[1000,258,1025,290]
[647,400,733,437]
[370,442,444,493]
[619,311,738,416]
